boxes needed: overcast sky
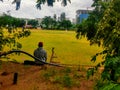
[0,0,93,20]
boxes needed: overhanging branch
[0,50,63,67]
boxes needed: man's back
[34,47,47,63]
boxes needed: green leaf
[87,68,94,79]
[100,83,118,90]
[91,55,97,62]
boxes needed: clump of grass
[53,74,73,87]
[53,76,61,84]
[81,66,87,72]
[66,67,71,73]
[62,74,73,87]
[62,67,71,74]
[42,68,56,81]
[0,61,2,69]
[43,73,51,80]
[41,67,82,88]
[73,73,84,79]
[73,79,81,88]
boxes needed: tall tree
[92,0,120,82]
[76,0,120,88]
[0,14,30,51]
[41,16,56,29]
[27,19,39,28]
[76,0,110,41]
[59,20,72,30]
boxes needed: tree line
[41,16,73,30]
[0,13,74,30]
[0,14,38,28]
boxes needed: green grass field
[8,30,103,66]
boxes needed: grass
[41,66,81,88]
[6,29,103,66]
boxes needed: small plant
[43,72,51,80]
[63,67,71,74]
[81,66,87,72]
[53,76,61,84]
[42,68,56,81]
[62,74,73,87]
[73,79,81,88]
[73,73,84,79]
[0,61,2,69]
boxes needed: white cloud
[0,0,93,19]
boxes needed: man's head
[38,42,43,47]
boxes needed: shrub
[62,74,73,87]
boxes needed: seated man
[34,42,47,64]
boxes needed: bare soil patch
[0,61,95,90]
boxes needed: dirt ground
[0,61,95,90]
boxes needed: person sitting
[34,42,47,64]
[24,42,47,65]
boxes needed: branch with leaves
[36,0,71,9]
[0,15,31,51]
[86,0,120,86]
[1,0,71,10]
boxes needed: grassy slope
[8,30,103,66]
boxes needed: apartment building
[76,9,91,24]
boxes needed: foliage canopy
[1,0,71,10]
[0,14,30,51]
[76,0,120,88]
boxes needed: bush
[62,74,73,87]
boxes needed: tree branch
[0,50,63,67]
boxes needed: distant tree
[41,16,51,29]
[59,20,72,30]
[27,19,39,28]
[0,14,30,51]
[41,16,56,29]
[0,14,26,27]
[19,19,26,27]
[41,15,73,30]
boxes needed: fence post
[13,72,18,84]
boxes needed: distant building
[0,13,2,16]
[0,12,6,16]
[76,9,92,24]
[60,12,66,21]
[36,18,42,26]
[72,18,76,24]
[102,0,111,2]
[66,18,70,21]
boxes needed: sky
[0,0,93,20]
